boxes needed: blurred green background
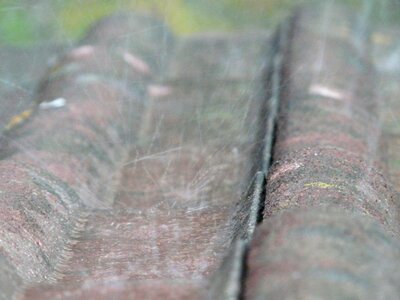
[0,0,398,46]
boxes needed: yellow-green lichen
[304,182,339,189]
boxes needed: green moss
[57,0,121,39]
[0,0,398,45]
[0,6,35,45]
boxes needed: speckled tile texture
[1,4,400,300]
[0,9,270,300]
[245,5,400,300]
